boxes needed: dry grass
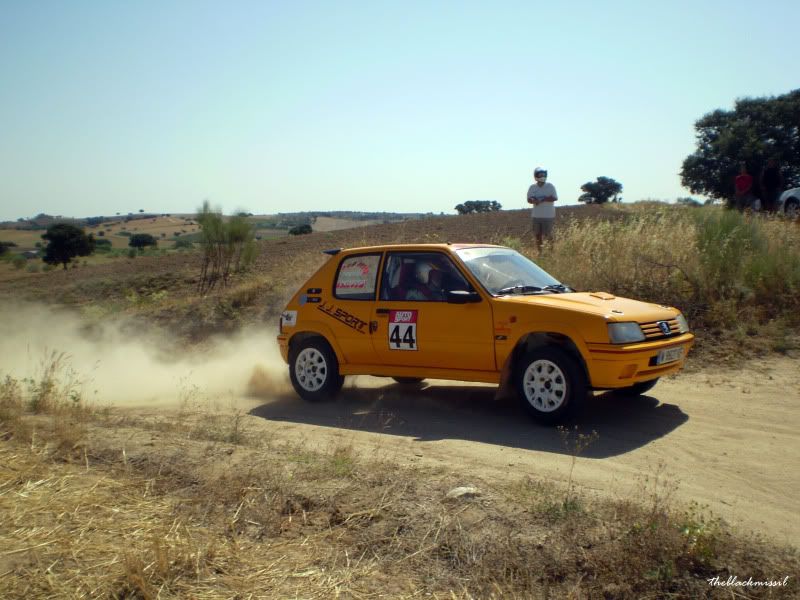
[2,368,798,598]
[532,206,800,360]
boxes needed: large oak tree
[680,89,800,201]
[41,223,95,269]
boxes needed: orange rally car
[277,244,694,425]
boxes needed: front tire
[514,346,587,425]
[289,338,344,402]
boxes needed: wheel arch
[784,195,800,208]
[499,331,590,393]
[287,324,345,365]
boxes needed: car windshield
[455,247,571,295]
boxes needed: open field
[1,204,799,597]
[0,213,399,253]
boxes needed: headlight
[608,322,645,344]
[675,313,690,333]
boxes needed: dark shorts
[532,218,554,237]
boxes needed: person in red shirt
[734,163,759,212]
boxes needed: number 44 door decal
[388,310,418,350]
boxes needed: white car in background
[777,188,800,218]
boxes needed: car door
[321,252,383,365]
[371,251,496,371]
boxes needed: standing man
[527,167,558,251]
[760,158,784,212]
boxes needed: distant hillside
[274,210,430,221]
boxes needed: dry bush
[0,375,28,441]
[533,206,800,356]
[540,207,699,312]
[0,352,91,456]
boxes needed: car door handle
[376,308,390,315]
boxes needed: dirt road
[239,357,799,546]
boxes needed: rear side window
[334,254,382,300]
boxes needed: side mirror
[446,290,481,304]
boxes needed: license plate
[656,346,683,365]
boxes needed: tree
[197,201,257,292]
[41,223,95,269]
[289,224,313,235]
[676,197,702,207]
[454,200,502,214]
[129,233,158,249]
[681,89,800,201]
[580,177,623,204]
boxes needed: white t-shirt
[527,182,558,219]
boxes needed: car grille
[640,319,680,340]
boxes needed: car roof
[328,243,505,255]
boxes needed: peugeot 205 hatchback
[277,244,694,424]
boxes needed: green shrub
[12,255,26,270]
[174,238,194,250]
[129,233,157,249]
[694,210,800,313]
[94,239,113,253]
[0,241,17,255]
[289,224,313,235]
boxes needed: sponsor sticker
[388,309,418,350]
[281,310,298,328]
[336,255,380,297]
[316,301,368,334]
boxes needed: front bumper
[277,334,289,363]
[586,333,694,389]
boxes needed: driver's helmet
[414,262,433,285]
[415,261,439,285]
[534,167,547,182]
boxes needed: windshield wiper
[496,285,543,296]
[542,284,573,293]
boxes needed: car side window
[334,254,382,300]
[380,252,472,302]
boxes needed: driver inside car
[405,261,446,301]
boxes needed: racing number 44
[389,310,418,351]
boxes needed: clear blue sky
[1,0,798,221]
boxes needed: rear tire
[617,378,659,396]
[392,377,425,385]
[514,346,587,425]
[289,338,344,402]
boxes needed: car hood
[497,291,678,322]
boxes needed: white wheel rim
[295,348,328,392]
[522,359,567,413]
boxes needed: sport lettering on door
[388,310,418,351]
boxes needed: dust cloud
[0,303,291,408]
